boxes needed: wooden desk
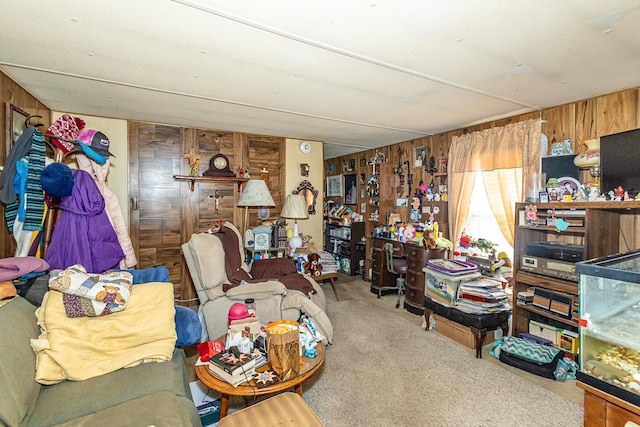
[195,343,325,419]
[315,271,339,300]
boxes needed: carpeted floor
[302,297,583,426]
[186,273,585,425]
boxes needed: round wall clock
[203,153,235,177]
[299,141,312,154]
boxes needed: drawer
[405,286,424,305]
[406,246,424,260]
[407,258,425,271]
[406,272,424,287]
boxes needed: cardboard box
[433,314,495,351]
[528,320,559,345]
[557,329,579,354]
[189,381,221,427]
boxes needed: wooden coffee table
[195,342,325,419]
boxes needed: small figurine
[613,186,624,201]
[550,188,558,201]
[525,204,539,225]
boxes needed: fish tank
[575,250,640,406]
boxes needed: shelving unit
[512,201,640,340]
[173,175,248,191]
[324,221,365,275]
[245,247,287,262]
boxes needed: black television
[600,128,640,197]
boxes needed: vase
[573,138,600,169]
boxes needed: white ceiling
[2,1,640,159]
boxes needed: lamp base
[289,222,302,252]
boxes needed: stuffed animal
[303,253,323,277]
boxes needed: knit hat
[76,129,115,157]
[45,114,85,153]
[41,162,74,197]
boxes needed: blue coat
[46,169,125,273]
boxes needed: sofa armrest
[224,280,287,301]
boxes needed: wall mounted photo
[326,174,343,197]
[415,146,427,167]
[344,174,357,205]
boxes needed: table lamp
[281,194,309,251]
[237,179,275,234]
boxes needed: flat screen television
[600,128,640,197]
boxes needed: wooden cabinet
[370,237,396,295]
[324,221,365,276]
[512,201,640,338]
[579,382,640,427]
[404,244,448,315]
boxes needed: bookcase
[324,221,365,275]
[512,201,640,342]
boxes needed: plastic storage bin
[575,249,640,406]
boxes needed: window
[462,172,514,260]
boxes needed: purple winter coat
[46,169,125,273]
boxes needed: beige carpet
[300,297,583,427]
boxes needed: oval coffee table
[195,342,325,419]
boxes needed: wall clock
[299,141,312,154]
[203,153,235,177]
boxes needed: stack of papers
[316,251,338,273]
[455,277,512,314]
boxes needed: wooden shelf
[173,175,248,191]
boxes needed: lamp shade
[281,194,308,252]
[280,194,309,219]
[237,180,275,207]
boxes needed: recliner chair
[181,221,333,343]
[378,241,407,308]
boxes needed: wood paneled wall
[1,71,51,258]
[326,85,640,254]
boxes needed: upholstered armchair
[182,222,333,343]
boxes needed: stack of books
[455,277,511,314]
[208,348,257,387]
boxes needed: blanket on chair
[31,282,176,384]
[215,226,316,295]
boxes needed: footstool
[424,296,510,358]
[216,392,324,427]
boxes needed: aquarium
[576,250,640,406]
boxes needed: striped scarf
[5,131,46,232]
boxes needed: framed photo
[5,103,29,148]
[344,174,357,204]
[539,192,549,203]
[438,158,448,174]
[348,159,355,171]
[360,157,367,167]
[414,146,427,167]
[326,174,343,197]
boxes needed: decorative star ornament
[183,146,202,167]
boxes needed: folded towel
[0,256,49,281]
[49,264,133,317]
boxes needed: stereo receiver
[520,255,578,282]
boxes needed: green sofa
[0,296,202,427]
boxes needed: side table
[314,271,339,300]
[195,342,325,419]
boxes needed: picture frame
[438,158,448,174]
[326,174,343,197]
[348,159,355,171]
[360,157,367,167]
[414,146,427,167]
[5,103,29,149]
[539,192,549,203]
[344,174,357,205]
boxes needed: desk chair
[378,242,407,308]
